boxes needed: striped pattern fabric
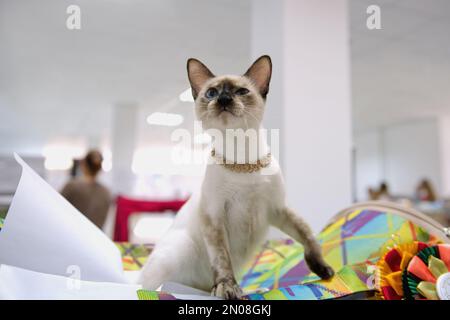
[136,289,176,300]
[116,242,153,271]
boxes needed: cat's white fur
[139,137,284,291]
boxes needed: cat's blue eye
[235,88,249,96]
[205,88,218,99]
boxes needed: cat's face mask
[187,56,272,131]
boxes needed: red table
[113,195,187,242]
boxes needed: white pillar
[252,0,353,232]
[111,102,138,195]
[439,116,450,198]
[251,0,284,159]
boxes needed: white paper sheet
[160,282,222,300]
[0,154,126,283]
[0,265,141,300]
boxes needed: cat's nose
[217,94,233,107]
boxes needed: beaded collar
[210,149,271,173]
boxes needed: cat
[139,55,334,299]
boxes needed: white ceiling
[1,0,450,152]
[0,0,252,153]
[350,0,450,133]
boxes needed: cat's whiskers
[243,111,249,131]
[242,108,260,125]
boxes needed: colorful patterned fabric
[242,263,371,300]
[137,289,176,300]
[116,242,153,271]
[237,209,441,300]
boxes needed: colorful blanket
[117,242,154,271]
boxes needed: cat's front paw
[305,254,335,280]
[211,278,243,300]
[314,263,335,280]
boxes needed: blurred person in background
[415,179,437,202]
[368,181,392,201]
[61,150,111,229]
[377,182,391,201]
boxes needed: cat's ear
[187,58,215,100]
[244,55,272,98]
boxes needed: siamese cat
[139,55,334,299]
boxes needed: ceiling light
[42,145,85,171]
[146,112,183,126]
